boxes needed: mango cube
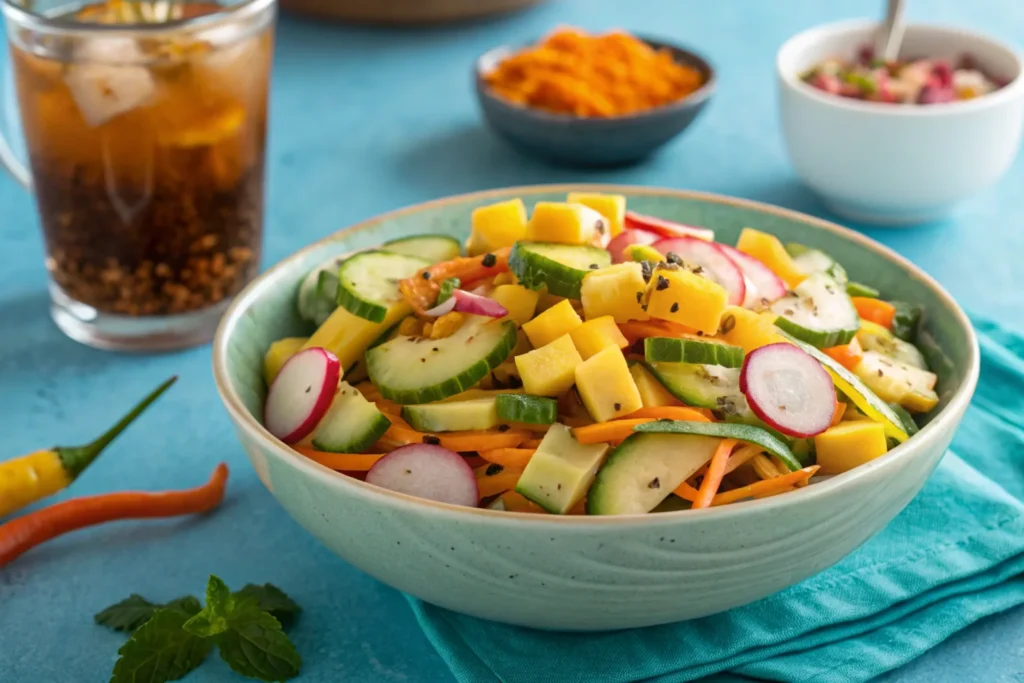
[525,202,603,244]
[718,305,787,353]
[644,267,728,335]
[629,363,682,407]
[522,299,583,348]
[263,337,308,384]
[469,199,528,255]
[569,315,629,360]
[515,334,583,397]
[575,346,643,422]
[490,284,540,326]
[814,421,888,474]
[580,262,650,323]
[736,228,806,289]
[567,192,626,238]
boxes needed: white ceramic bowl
[777,20,1024,225]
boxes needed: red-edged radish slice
[624,211,715,242]
[424,296,457,317]
[365,444,479,506]
[740,343,836,438]
[717,243,788,305]
[265,347,341,444]
[452,290,508,318]
[653,237,746,306]
[607,228,659,263]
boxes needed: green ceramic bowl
[212,185,979,631]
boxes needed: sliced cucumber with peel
[336,251,430,323]
[297,255,346,326]
[889,301,922,343]
[509,241,612,299]
[382,234,462,263]
[846,281,880,298]
[644,360,748,416]
[856,322,927,369]
[644,337,744,368]
[772,273,859,347]
[403,398,499,432]
[495,394,557,425]
[786,243,848,283]
[367,316,517,404]
[634,419,802,471]
[311,381,392,453]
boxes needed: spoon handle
[874,0,907,63]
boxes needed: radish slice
[717,243,788,305]
[740,343,836,438]
[624,211,715,242]
[452,289,508,318]
[264,347,341,444]
[607,228,659,263]
[653,237,746,306]
[424,296,457,317]
[365,444,479,506]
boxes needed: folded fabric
[408,316,1024,683]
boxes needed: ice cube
[64,38,155,127]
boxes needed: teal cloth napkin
[407,317,1024,683]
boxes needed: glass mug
[0,0,275,350]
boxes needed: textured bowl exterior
[213,186,978,631]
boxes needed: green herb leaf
[233,584,301,627]
[96,595,201,633]
[182,576,233,638]
[110,607,213,683]
[216,601,302,682]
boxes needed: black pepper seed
[878,369,884,377]
[595,219,605,235]
[497,424,510,432]
[404,469,412,474]
[304,386,311,393]
[557,483,562,490]
[421,271,431,280]
[486,464,504,476]
[641,261,653,282]
[666,252,682,265]
[692,266,704,275]
[636,291,643,303]
[614,402,622,411]
[423,435,441,445]
[670,302,679,313]
[656,275,670,290]
[720,314,736,334]
[648,477,660,489]
[432,347,439,352]
[420,358,426,363]
[589,263,600,269]
[481,253,497,268]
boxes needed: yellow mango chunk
[580,262,650,323]
[575,346,643,422]
[490,284,540,326]
[629,363,683,407]
[718,306,787,353]
[522,299,583,348]
[814,421,888,475]
[569,315,629,360]
[644,267,727,335]
[304,302,409,374]
[736,228,806,288]
[567,191,626,237]
[263,337,308,384]
[469,199,528,255]
[526,202,603,244]
[514,334,583,397]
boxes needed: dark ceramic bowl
[474,36,716,167]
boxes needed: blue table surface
[2,0,1023,680]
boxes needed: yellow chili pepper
[0,376,177,519]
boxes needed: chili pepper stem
[56,376,178,478]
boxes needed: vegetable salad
[261,193,939,515]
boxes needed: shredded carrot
[830,400,846,427]
[294,448,385,471]
[724,444,761,475]
[479,448,536,469]
[496,491,547,513]
[521,438,544,448]
[567,499,587,515]
[618,320,698,344]
[751,453,783,480]
[852,298,896,329]
[463,455,487,469]
[672,480,700,502]
[572,419,654,444]
[711,466,820,506]
[692,439,737,509]
[483,27,706,118]
[384,424,529,452]
[823,341,864,371]
[620,406,713,422]
[475,467,523,498]
[400,248,511,315]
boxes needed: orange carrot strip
[692,439,737,509]
[711,466,820,506]
[496,491,547,513]
[620,406,713,422]
[724,444,761,475]
[463,455,487,469]
[823,342,864,372]
[852,298,896,329]
[830,400,846,427]
[400,247,512,315]
[672,480,700,502]
[572,419,655,444]
[475,468,524,499]
[294,448,385,471]
[521,438,544,449]
[478,448,536,469]
[384,424,529,452]
[618,320,698,344]
[0,464,228,567]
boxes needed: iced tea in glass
[2,0,275,349]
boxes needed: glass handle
[0,55,31,189]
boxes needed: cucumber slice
[644,337,744,368]
[846,281,880,298]
[856,322,928,369]
[634,419,802,471]
[889,301,922,343]
[786,243,848,283]
[781,333,908,442]
[651,495,692,512]
[644,360,749,415]
[336,250,429,323]
[495,394,558,425]
[772,273,859,347]
[402,398,499,432]
[297,255,345,326]
[311,382,392,453]
[887,402,920,437]
[509,241,612,299]
[367,317,517,404]
[586,432,721,515]
[382,234,462,263]
[436,278,460,306]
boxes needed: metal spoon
[874,0,907,63]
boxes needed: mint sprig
[96,576,301,683]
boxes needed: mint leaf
[110,607,213,683]
[233,584,301,627]
[96,595,201,633]
[216,601,301,682]
[182,575,232,637]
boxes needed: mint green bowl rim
[212,184,980,526]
